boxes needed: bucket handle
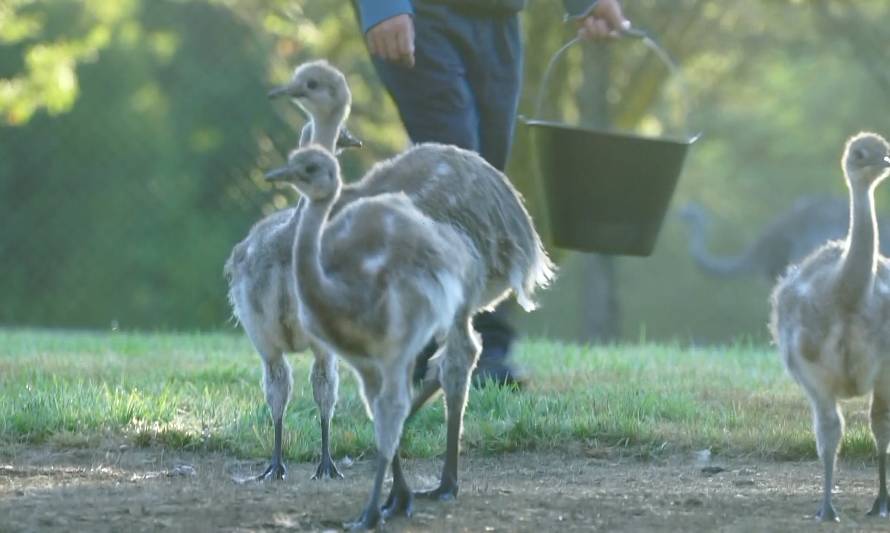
[530,28,691,136]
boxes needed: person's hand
[577,0,630,40]
[366,14,415,68]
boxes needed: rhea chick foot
[770,132,890,522]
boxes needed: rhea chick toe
[770,132,890,522]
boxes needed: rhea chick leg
[383,359,440,519]
[381,386,441,519]
[257,351,293,480]
[382,450,415,520]
[868,388,890,517]
[309,344,343,480]
[417,317,481,501]
[346,365,411,530]
[806,386,843,522]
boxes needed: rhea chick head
[268,60,351,120]
[843,132,890,188]
[265,146,341,201]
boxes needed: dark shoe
[472,343,526,389]
[412,339,439,384]
[412,307,527,388]
[472,311,525,389]
[412,339,526,388]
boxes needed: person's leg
[370,4,479,151]
[462,13,525,386]
[371,4,486,385]
[470,305,522,386]
[465,13,523,171]
[371,6,525,387]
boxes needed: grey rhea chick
[336,142,556,518]
[335,143,555,520]
[266,146,477,530]
[770,132,890,522]
[223,60,355,482]
[268,60,361,154]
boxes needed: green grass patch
[0,329,877,462]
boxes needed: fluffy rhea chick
[267,146,474,530]
[225,59,356,483]
[268,60,352,152]
[770,132,890,522]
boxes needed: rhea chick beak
[264,165,293,182]
[267,83,304,100]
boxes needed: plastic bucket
[521,32,698,256]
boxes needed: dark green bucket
[522,32,698,256]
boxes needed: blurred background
[2,0,889,345]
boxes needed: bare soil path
[2,447,889,532]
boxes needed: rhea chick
[770,132,890,522]
[225,60,358,483]
[267,146,476,530]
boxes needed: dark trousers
[371,2,523,371]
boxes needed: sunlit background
[3,0,889,345]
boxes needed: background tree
[2,0,889,343]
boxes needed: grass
[0,328,879,463]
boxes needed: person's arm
[563,0,598,21]
[357,0,412,34]
[357,0,416,67]
[564,0,630,40]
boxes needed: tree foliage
[2,0,889,341]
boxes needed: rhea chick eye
[305,163,319,174]
[306,79,319,91]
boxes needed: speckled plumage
[274,146,480,529]
[223,60,352,481]
[770,132,890,521]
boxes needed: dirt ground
[2,446,890,532]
